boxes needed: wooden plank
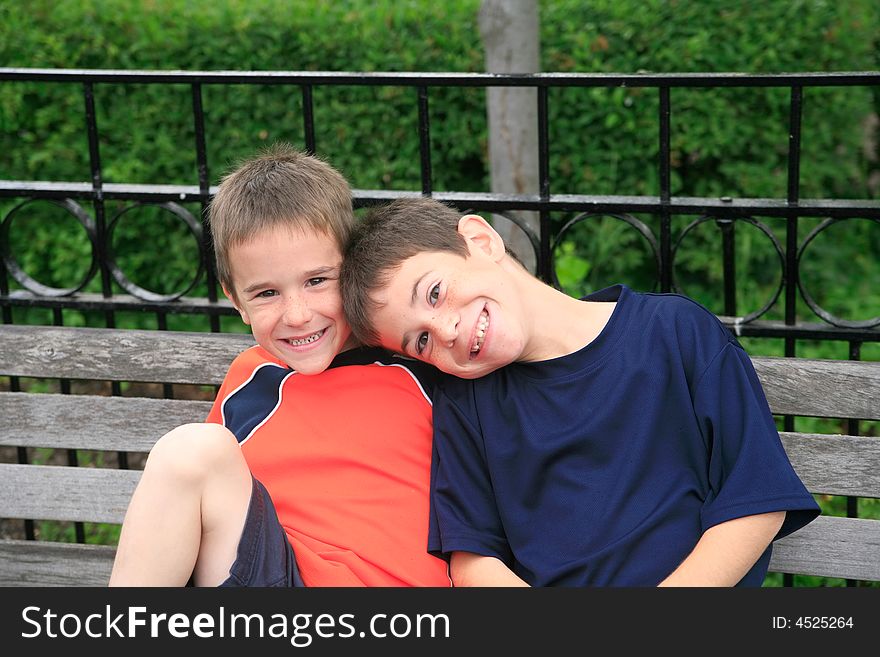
[769,515,880,582]
[0,391,212,452]
[0,464,141,524]
[0,540,115,587]
[755,357,880,420]
[780,432,880,498]
[7,392,877,499]
[3,326,877,420]
[2,517,878,586]
[0,325,254,385]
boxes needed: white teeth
[288,329,324,346]
[471,310,489,353]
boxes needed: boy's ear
[222,285,251,326]
[457,214,505,261]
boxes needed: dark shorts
[218,477,304,587]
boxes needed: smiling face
[225,225,357,374]
[370,227,530,379]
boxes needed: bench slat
[0,464,141,524]
[769,515,880,581]
[2,325,878,419]
[2,406,878,522]
[0,391,212,452]
[754,357,880,421]
[0,325,254,385]
[0,540,114,587]
[779,432,880,498]
[5,393,878,500]
[2,517,876,586]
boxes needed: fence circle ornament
[105,201,205,302]
[797,216,880,329]
[671,215,785,325]
[549,212,660,292]
[1,198,99,297]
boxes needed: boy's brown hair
[341,196,469,346]
[208,143,353,297]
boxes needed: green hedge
[2,0,876,191]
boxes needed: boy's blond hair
[208,143,353,297]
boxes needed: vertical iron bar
[783,87,803,419]
[787,86,803,207]
[781,86,803,588]
[846,341,861,587]
[784,86,802,341]
[0,234,9,299]
[2,242,25,537]
[658,86,672,292]
[302,85,316,155]
[191,82,220,332]
[537,85,551,283]
[17,446,34,540]
[0,251,17,514]
[417,86,432,196]
[202,215,221,334]
[84,81,123,371]
[83,82,113,310]
[116,446,129,471]
[12,292,32,536]
[52,307,85,543]
[84,81,126,479]
[719,220,737,316]
[192,83,210,199]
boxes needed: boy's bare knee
[145,423,243,485]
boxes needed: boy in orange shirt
[109,145,450,587]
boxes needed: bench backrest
[1,324,879,585]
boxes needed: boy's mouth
[470,309,489,356]
[286,329,325,346]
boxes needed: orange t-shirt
[206,344,450,587]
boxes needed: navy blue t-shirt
[428,284,820,586]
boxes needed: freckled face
[371,249,529,379]
[226,226,357,374]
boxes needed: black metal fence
[1,69,879,346]
[1,68,878,584]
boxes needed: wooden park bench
[1,323,878,586]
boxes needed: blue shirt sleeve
[694,340,820,539]
[428,384,514,564]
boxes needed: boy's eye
[428,283,440,306]
[416,332,429,355]
[306,277,327,287]
[256,289,278,299]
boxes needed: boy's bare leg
[108,423,252,586]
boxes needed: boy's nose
[433,310,459,347]
[283,295,312,326]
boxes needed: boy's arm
[450,552,530,587]
[657,511,785,587]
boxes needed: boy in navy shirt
[340,196,820,587]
